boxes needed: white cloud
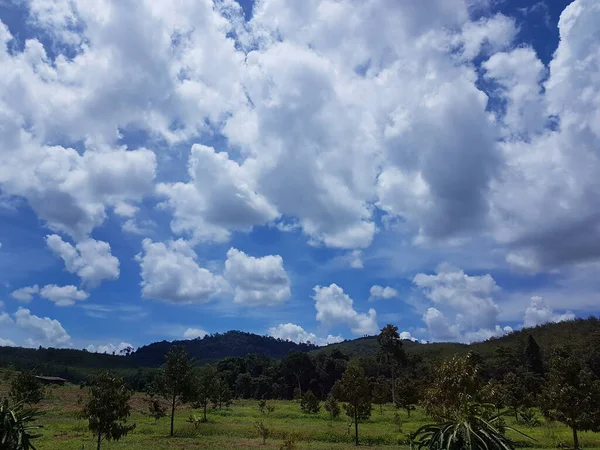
[224,248,291,305]
[523,296,575,328]
[46,235,119,288]
[399,331,418,342]
[313,284,378,335]
[11,285,40,302]
[369,285,398,300]
[40,284,89,306]
[136,239,226,304]
[458,13,518,60]
[183,328,208,340]
[268,323,343,346]
[0,338,15,347]
[14,308,71,347]
[463,325,513,343]
[87,342,134,354]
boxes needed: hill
[133,330,318,367]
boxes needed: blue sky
[1,0,598,352]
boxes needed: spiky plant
[0,398,43,450]
[411,403,531,450]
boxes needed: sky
[0,0,598,353]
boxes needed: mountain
[133,330,318,367]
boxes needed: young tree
[192,365,218,422]
[541,348,600,449]
[146,395,167,422]
[300,390,320,414]
[151,345,195,436]
[423,352,483,421]
[372,376,391,414]
[211,378,232,409]
[334,365,372,446]
[377,324,405,405]
[394,376,419,418]
[324,393,340,425]
[81,371,135,450]
[9,371,44,405]
[500,372,532,423]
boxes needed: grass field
[3,380,600,449]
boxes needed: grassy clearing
[2,381,600,449]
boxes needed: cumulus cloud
[136,239,226,304]
[268,323,343,346]
[523,296,575,328]
[11,285,40,302]
[224,248,291,305]
[46,235,119,287]
[87,342,135,354]
[399,331,418,342]
[313,284,378,335]
[39,284,89,306]
[369,285,398,301]
[414,264,503,342]
[183,328,208,340]
[14,308,71,347]
[0,338,15,347]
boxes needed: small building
[35,376,67,386]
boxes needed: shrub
[279,432,298,450]
[300,391,320,414]
[258,399,274,415]
[254,419,270,445]
[10,371,44,405]
[324,393,340,424]
[520,407,541,427]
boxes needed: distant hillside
[133,330,318,367]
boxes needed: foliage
[324,393,340,424]
[300,391,320,414]
[211,378,232,409]
[423,352,484,421]
[258,399,274,415]
[519,407,541,427]
[394,376,419,417]
[377,324,405,404]
[191,365,218,422]
[411,403,530,450]
[392,411,403,432]
[334,364,372,446]
[150,345,195,436]
[499,372,533,422]
[279,432,298,450]
[9,372,44,406]
[186,413,202,429]
[254,419,270,445]
[524,335,544,377]
[372,376,391,413]
[0,398,43,450]
[80,371,135,450]
[540,347,600,449]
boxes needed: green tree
[192,365,218,422]
[300,390,320,414]
[81,371,135,450]
[394,376,419,417]
[146,395,167,422]
[377,324,405,405]
[423,352,483,421]
[524,335,544,377]
[211,378,232,409]
[500,372,532,423]
[324,393,340,424]
[0,398,43,449]
[541,348,600,449]
[151,346,195,436]
[9,371,44,405]
[372,376,391,414]
[334,365,372,446]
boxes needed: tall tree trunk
[96,431,102,450]
[354,409,359,446]
[572,426,579,450]
[170,393,176,436]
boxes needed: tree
[524,335,544,377]
[541,348,600,449]
[300,390,320,414]
[423,352,483,421]
[394,376,419,417]
[146,395,167,422]
[377,324,405,405]
[211,378,232,409]
[151,345,195,436]
[192,365,218,422]
[281,352,313,398]
[254,419,270,445]
[324,393,340,425]
[9,371,44,405]
[81,371,135,450]
[372,376,391,414]
[334,365,372,446]
[0,398,43,449]
[499,372,532,423]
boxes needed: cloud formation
[268,323,343,346]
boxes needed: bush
[300,391,320,414]
[10,371,44,405]
[255,419,270,445]
[520,407,541,427]
[324,394,341,424]
[279,432,298,450]
[258,399,275,415]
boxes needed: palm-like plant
[0,398,43,450]
[411,403,531,450]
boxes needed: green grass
[3,381,600,449]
